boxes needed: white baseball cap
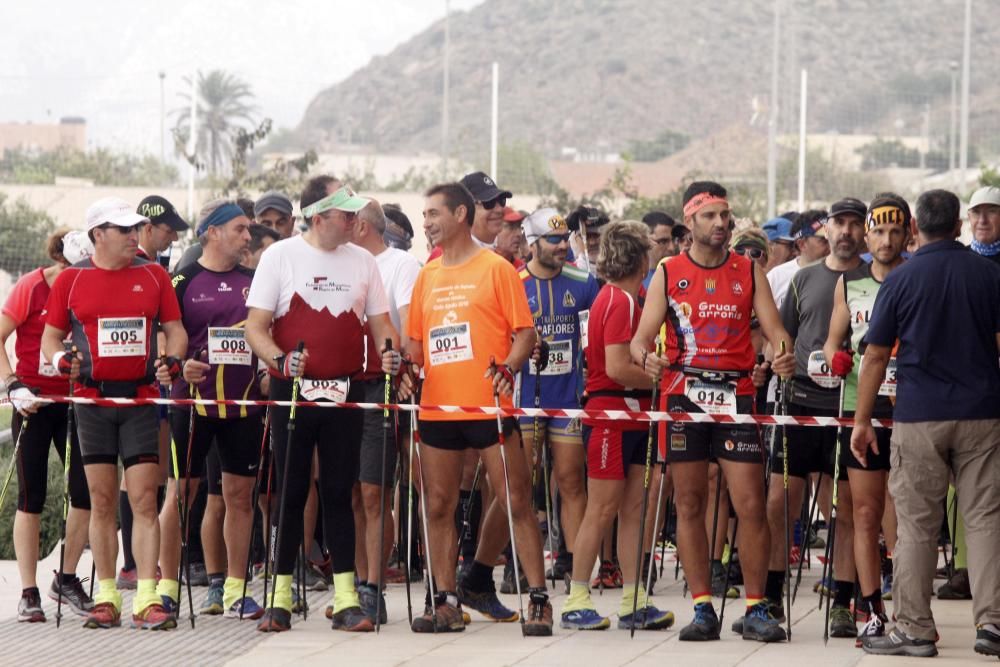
[969,186,1000,210]
[62,230,94,264]
[85,196,149,231]
[523,208,570,244]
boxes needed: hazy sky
[1,0,482,156]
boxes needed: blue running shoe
[882,571,893,601]
[225,596,264,620]
[561,608,611,630]
[678,602,720,641]
[742,600,787,643]
[159,595,178,616]
[457,581,518,622]
[199,585,224,616]
[618,605,675,631]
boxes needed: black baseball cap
[460,171,512,203]
[137,195,188,232]
[829,197,867,222]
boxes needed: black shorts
[418,417,519,451]
[168,409,262,479]
[358,379,397,487]
[205,444,223,495]
[840,412,892,473]
[769,402,846,480]
[664,394,765,464]
[11,405,90,513]
[74,404,159,468]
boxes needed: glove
[533,338,551,373]
[485,360,516,396]
[52,350,75,377]
[831,350,854,377]
[7,381,42,416]
[161,356,183,382]
[275,349,307,379]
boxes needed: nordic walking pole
[644,447,669,603]
[456,459,482,556]
[792,473,822,605]
[173,372,199,629]
[0,415,28,514]
[56,376,76,628]
[261,426,276,614]
[240,408,270,619]
[374,339,393,633]
[489,357,526,635]
[661,490,673,579]
[630,339,662,638]
[532,333,556,590]
[778,341,792,641]
[718,517,740,629]
[822,376,847,646]
[412,398,439,633]
[404,385,417,625]
[269,341,305,612]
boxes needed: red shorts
[583,425,647,480]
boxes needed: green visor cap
[301,186,370,218]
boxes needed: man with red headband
[632,180,795,643]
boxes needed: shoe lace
[749,602,771,621]
[693,603,715,624]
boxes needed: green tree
[174,70,257,175]
[623,130,690,162]
[0,193,55,277]
[215,119,317,201]
[0,148,177,186]
[978,165,1000,189]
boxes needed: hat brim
[475,187,513,203]
[333,196,371,213]
[90,212,149,230]
[160,213,190,232]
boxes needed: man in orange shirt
[405,182,552,637]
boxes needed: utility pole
[766,0,781,219]
[958,0,971,192]
[441,0,450,180]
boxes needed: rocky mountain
[292,0,998,162]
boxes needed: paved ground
[0,539,990,667]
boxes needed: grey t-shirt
[176,243,204,272]
[780,260,849,409]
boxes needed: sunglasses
[98,223,143,234]
[480,196,507,210]
[734,245,766,260]
[540,234,569,245]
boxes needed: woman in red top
[0,229,94,622]
[560,221,674,631]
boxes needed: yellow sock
[270,574,293,612]
[333,571,359,613]
[693,593,712,605]
[222,576,245,611]
[561,581,595,613]
[134,578,161,614]
[619,583,648,617]
[93,578,122,610]
[746,596,764,609]
[156,578,179,602]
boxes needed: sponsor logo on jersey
[192,292,214,303]
[698,302,742,320]
[242,287,250,301]
[132,284,143,292]
[705,278,717,294]
[732,281,743,296]
[218,281,232,292]
[677,278,690,291]
[308,276,350,293]
[563,290,576,307]
[679,302,693,318]
[724,439,735,451]
[442,310,458,325]
[670,434,686,451]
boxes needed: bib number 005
[97,318,147,358]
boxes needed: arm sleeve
[779,273,799,339]
[245,244,281,312]
[364,254,390,317]
[406,270,425,343]
[603,292,636,346]
[495,261,534,332]
[44,270,72,331]
[1,272,35,326]
[864,275,900,347]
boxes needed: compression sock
[222,576,246,610]
[94,578,122,611]
[332,571,360,613]
[155,578,179,603]
[562,580,594,613]
[271,574,293,612]
[134,579,160,614]
[619,583,648,616]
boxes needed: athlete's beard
[832,237,858,260]
[535,244,565,272]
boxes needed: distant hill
[292,0,999,165]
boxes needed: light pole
[958,0,971,192]
[159,71,166,164]
[441,0,450,180]
[949,60,958,188]
[766,0,781,219]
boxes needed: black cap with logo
[460,171,513,203]
[137,195,189,232]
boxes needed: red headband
[683,193,729,218]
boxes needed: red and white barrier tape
[0,395,891,428]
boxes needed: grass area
[0,408,10,433]
[0,428,63,560]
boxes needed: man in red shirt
[41,197,188,631]
[632,181,795,643]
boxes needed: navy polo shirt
[865,240,1000,422]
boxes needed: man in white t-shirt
[348,198,421,624]
[246,176,401,633]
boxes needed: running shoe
[499,564,528,595]
[789,545,802,566]
[17,589,45,623]
[299,560,330,591]
[882,571,893,601]
[856,610,888,648]
[807,527,825,548]
[975,625,1000,658]
[199,584,224,615]
[331,605,374,632]
[383,565,408,584]
[829,604,858,638]
[116,567,138,590]
[937,568,971,600]
[256,607,292,632]
[678,602,721,641]
[618,606,675,631]
[82,602,121,629]
[457,580,519,622]
[225,596,264,620]
[523,592,553,637]
[731,599,784,634]
[591,560,624,589]
[862,627,938,657]
[742,600,787,642]
[560,608,610,630]
[411,598,466,633]
[291,587,308,614]
[48,575,94,615]
[359,585,387,624]
[546,556,570,581]
[182,561,209,587]
[132,602,177,630]
[813,574,834,596]
[160,595,179,616]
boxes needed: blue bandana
[971,238,1000,257]
[196,203,244,236]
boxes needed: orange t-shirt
[408,249,533,421]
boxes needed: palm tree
[174,70,257,174]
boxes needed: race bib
[685,379,737,416]
[38,348,59,378]
[300,377,349,403]
[859,356,897,397]
[531,339,572,376]
[579,310,590,351]
[207,327,252,366]
[806,350,840,389]
[428,322,473,366]
[97,317,147,358]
